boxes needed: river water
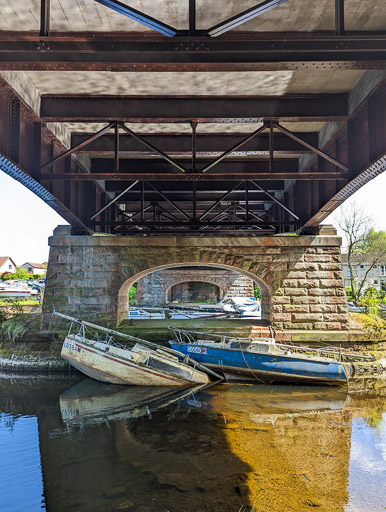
[0,375,385,512]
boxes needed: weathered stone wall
[136,269,254,306]
[43,225,349,330]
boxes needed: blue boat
[168,328,365,385]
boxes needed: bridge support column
[43,225,349,330]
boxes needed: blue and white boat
[169,328,370,385]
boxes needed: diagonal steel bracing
[205,0,290,37]
[93,0,180,37]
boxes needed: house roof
[23,262,45,269]
[0,256,16,268]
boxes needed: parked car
[347,301,364,313]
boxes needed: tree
[338,202,372,300]
[339,203,386,301]
[355,229,386,298]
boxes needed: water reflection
[0,376,385,512]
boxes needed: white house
[21,262,47,275]
[342,255,386,292]
[0,256,17,275]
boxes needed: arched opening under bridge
[118,262,270,326]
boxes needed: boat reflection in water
[59,378,208,427]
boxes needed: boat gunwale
[63,338,198,384]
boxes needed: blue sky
[1,170,386,265]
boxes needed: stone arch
[118,262,271,325]
[165,279,224,303]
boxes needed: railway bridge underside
[0,1,386,328]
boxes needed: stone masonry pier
[43,225,349,330]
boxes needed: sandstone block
[326,322,342,330]
[272,305,283,313]
[272,322,284,329]
[289,322,314,330]
[309,288,336,296]
[286,271,307,279]
[297,279,320,289]
[292,313,323,321]
[319,263,343,271]
[313,322,327,330]
[284,288,307,296]
[272,296,291,304]
[266,248,281,254]
[289,262,319,271]
[319,279,344,288]
[306,271,334,279]
[283,304,309,313]
[281,279,298,288]
[310,304,337,313]
[292,296,320,305]
[272,313,291,321]
[336,288,346,296]
[323,313,349,322]
[337,304,348,313]
[324,296,346,304]
[305,255,332,262]
[316,247,339,254]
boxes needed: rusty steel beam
[90,158,300,173]
[39,171,348,181]
[40,95,348,122]
[71,132,318,154]
[0,33,384,71]
[93,220,293,227]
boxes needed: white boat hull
[61,334,209,386]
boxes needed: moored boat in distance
[169,328,374,386]
[54,312,212,387]
[0,282,35,299]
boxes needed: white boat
[128,308,166,320]
[54,312,213,386]
[220,296,261,318]
[0,282,35,298]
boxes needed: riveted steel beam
[40,172,348,181]
[0,33,384,71]
[71,132,318,154]
[40,95,348,122]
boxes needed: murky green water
[0,374,385,512]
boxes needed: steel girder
[40,95,348,122]
[0,33,385,71]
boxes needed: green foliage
[1,267,44,281]
[129,285,137,306]
[356,229,386,255]
[351,313,386,342]
[0,309,8,325]
[345,286,355,302]
[253,284,261,299]
[358,288,382,317]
